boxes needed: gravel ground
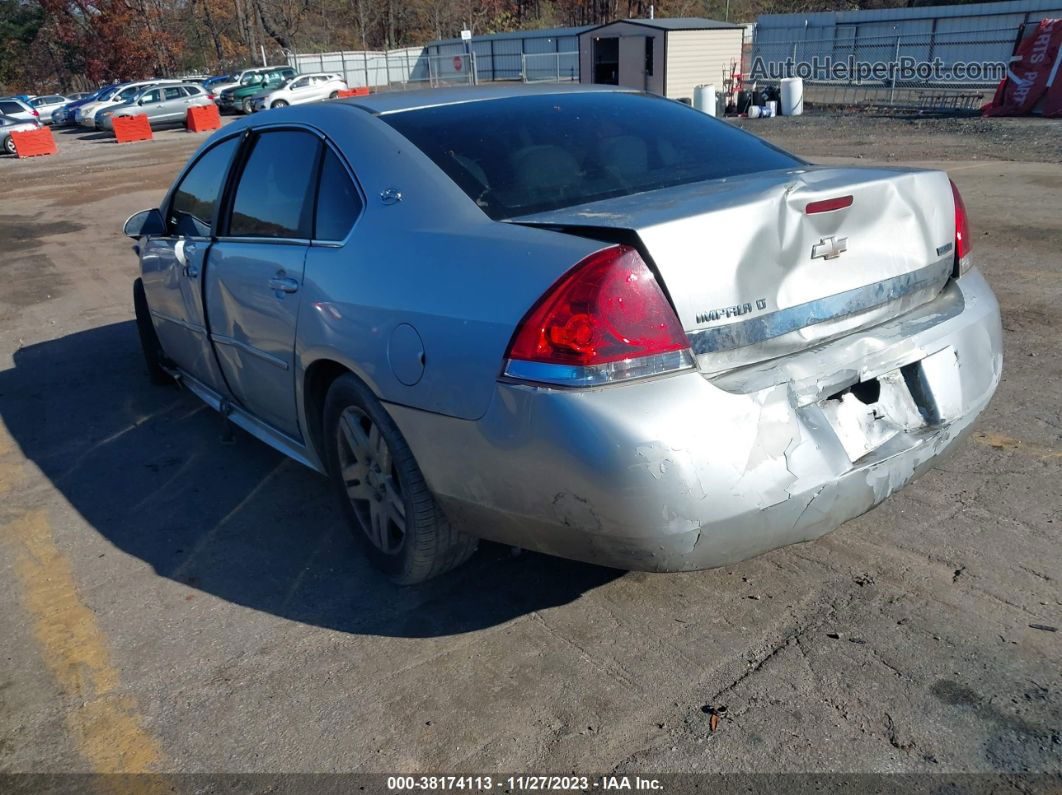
[0,111,1059,785]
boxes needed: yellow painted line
[973,431,1062,460]
[0,426,17,498]
[8,509,167,776]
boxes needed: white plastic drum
[781,77,804,116]
[748,105,762,119]
[693,84,716,117]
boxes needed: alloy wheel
[336,406,406,554]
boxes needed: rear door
[141,134,241,392]
[160,86,186,122]
[205,128,322,438]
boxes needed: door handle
[269,276,299,294]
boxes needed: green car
[218,66,296,114]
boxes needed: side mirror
[124,208,166,239]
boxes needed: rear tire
[133,278,172,385]
[241,98,253,114]
[323,374,477,584]
[3,135,14,155]
[328,91,339,99]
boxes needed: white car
[76,81,181,127]
[251,73,347,112]
[29,94,71,124]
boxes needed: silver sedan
[123,86,1001,584]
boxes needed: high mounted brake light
[503,245,694,387]
[950,179,972,277]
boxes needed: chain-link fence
[289,47,579,92]
[520,52,579,83]
[750,27,1017,110]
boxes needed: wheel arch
[300,355,383,469]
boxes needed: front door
[140,135,241,393]
[618,36,648,91]
[205,128,322,439]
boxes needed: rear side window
[169,136,239,237]
[228,130,320,238]
[0,100,23,114]
[164,87,182,100]
[185,86,201,96]
[382,92,803,220]
[314,149,362,240]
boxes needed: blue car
[50,87,110,127]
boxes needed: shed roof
[583,17,742,34]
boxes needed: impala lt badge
[812,236,848,260]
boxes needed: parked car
[97,83,214,131]
[124,86,1002,585]
[218,67,296,114]
[76,81,181,127]
[1,114,41,155]
[207,66,292,98]
[0,97,40,124]
[51,88,108,126]
[29,94,71,124]
[251,72,347,111]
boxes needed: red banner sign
[983,19,1062,117]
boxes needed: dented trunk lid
[513,165,956,374]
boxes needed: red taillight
[31,109,39,117]
[506,245,690,374]
[950,179,972,276]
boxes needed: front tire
[133,278,172,385]
[323,374,477,584]
[271,99,288,109]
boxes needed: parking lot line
[8,506,166,774]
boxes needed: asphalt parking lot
[0,114,1059,780]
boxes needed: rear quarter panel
[291,103,606,421]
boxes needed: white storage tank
[693,84,716,116]
[781,77,803,116]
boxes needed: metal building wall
[753,0,1062,71]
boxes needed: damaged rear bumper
[388,269,1002,572]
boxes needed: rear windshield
[381,91,803,220]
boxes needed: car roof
[344,83,628,116]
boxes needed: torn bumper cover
[389,269,1002,572]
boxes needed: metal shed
[578,18,744,100]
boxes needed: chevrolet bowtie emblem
[811,236,848,260]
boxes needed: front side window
[141,90,161,103]
[314,148,363,240]
[169,136,240,237]
[118,86,140,101]
[228,130,320,239]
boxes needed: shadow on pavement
[0,322,621,637]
